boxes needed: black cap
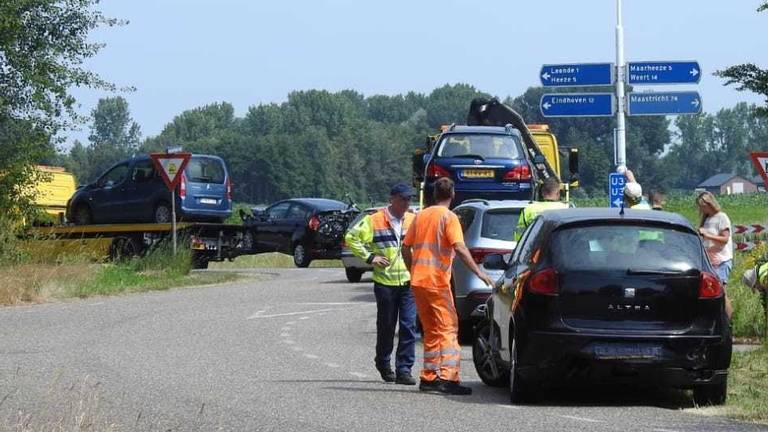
[390,182,415,198]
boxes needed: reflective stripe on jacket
[514,201,569,240]
[344,209,413,286]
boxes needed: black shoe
[419,379,441,392]
[437,380,472,395]
[395,373,416,385]
[378,368,395,383]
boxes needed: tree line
[55,85,768,205]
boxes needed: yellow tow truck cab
[34,165,77,221]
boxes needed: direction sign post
[750,152,768,190]
[540,63,614,87]
[150,152,192,255]
[540,93,615,118]
[627,61,701,85]
[627,92,702,116]
[609,172,625,208]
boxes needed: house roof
[697,173,739,188]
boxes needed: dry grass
[0,264,93,305]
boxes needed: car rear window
[437,134,522,159]
[551,224,704,272]
[481,209,521,240]
[185,157,225,184]
[312,200,348,211]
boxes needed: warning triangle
[750,152,768,190]
[150,152,191,190]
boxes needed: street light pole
[615,0,627,170]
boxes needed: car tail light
[528,267,558,296]
[179,173,187,199]
[426,163,450,179]
[226,177,232,201]
[340,239,346,248]
[470,247,512,264]
[503,164,532,181]
[699,272,723,299]
[308,215,320,231]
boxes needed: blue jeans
[373,282,417,375]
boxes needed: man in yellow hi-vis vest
[345,183,417,385]
[515,178,569,241]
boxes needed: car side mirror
[483,253,508,271]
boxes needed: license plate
[200,198,218,205]
[593,344,662,360]
[463,169,494,178]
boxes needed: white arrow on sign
[692,98,700,107]
[613,198,623,207]
[542,72,551,80]
[542,102,552,110]
[690,68,699,77]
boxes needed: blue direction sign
[540,93,614,118]
[627,61,701,85]
[609,173,625,208]
[627,91,702,116]
[540,63,614,87]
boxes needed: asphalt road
[1,268,766,431]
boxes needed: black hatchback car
[242,198,359,267]
[473,208,731,405]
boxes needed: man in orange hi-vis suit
[402,177,494,395]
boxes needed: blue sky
[68,0,767,145]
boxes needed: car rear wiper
[626,268,697,276]
[451,154,485,161]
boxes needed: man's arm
[402,245,413,271]
[454,242,494,287]
[345,215,390,266]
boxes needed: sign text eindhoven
[540,63,614,87]
[627,61,701,85]
[540,93,614,118]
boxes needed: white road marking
[559,415,601,423]
[283,340,295,345]
[349,372,368,379]
[88,302,104,306]
[285,321,296,325]
[298,316,310,320]
[325,362,340,368]
[303,354,319,359]
[653,429,679,432]
[247,308,338,319]
[291,346,303,352]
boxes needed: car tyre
[509,334,534,404]
[109,236,142,261]
[73,204,92,225]
[345,267,363,283]
[242,231,255,252]
[293,243,311,268]
[154,201,173,224]
[693,382,727,406]
[472,321,509,387]
[191,252,209,270]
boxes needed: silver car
[452,199,530,332]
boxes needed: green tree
[0,0,120,221]
[715,2,768,117]
[66,97,141,183]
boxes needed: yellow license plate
[463,169,494,178]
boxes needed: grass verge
[210,252,342,269]
[690,344,768,424]
[0,243,242,305]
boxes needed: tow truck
[412,98,579,207]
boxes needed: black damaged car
[473,208,732,405]
[241,198,359,268]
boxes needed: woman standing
[696,191,734,318]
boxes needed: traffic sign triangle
[150,152,192,190]
[750,152,768,190]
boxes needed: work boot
[377,367,395,383]
[419,379,441,392]
[438,380,472,395]
[395,373,416,385]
